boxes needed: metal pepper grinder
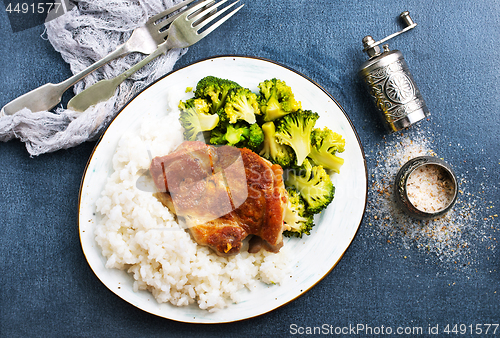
[359,11,429,133]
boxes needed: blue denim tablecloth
[1,0,499,337]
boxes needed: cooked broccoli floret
[274,109,319,167]
[178,98,219,141]
[285,158,335,214]
[258,78,301,122]
[246,123,265,151]
[194,76,241,115]
[209,122,264,151]
[210,123,246,146]
[309,127,346,174]
[283,187,315,238]
[223,87,261,124]
[259,121,295,168]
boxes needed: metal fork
[0,0,201,116]
[67,0,243,112]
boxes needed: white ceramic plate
[79,56,367,323]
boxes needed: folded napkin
[0,0,186,156]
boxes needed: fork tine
[146,0,200,25]
[190,3,218,28]
[188,0,230,22]
[182,0,219,18]
[155,1,217,40]
[194,1,243,37]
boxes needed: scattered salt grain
[365,127,496,269]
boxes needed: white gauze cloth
[0,0,187,156]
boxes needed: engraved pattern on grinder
[385,72,414,104]
[359,50,429,132]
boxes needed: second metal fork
[67,0,244,112]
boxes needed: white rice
[94,112,290,312]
